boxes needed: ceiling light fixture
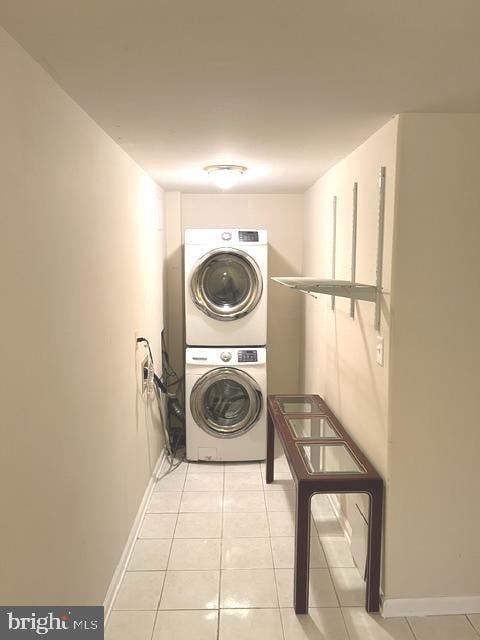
[204,164,248,190]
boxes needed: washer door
[190,248,262,321]
[190,367,262,438]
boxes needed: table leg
[294,484,311,614]
[366,485,383,612]
[266,410,275,484]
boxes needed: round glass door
[191,248,262,321]
[190,368,262,438]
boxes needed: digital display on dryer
[238,350,258,363]
[239,231,259,242]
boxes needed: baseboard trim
[382,596,480,618]
[327,494,352,544]
[326,497,480,618]
[103,449,166,621]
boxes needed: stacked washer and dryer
[184,229,268,461]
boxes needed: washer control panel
[221,231,232,241]
[186,347,266,366]
[238,349,258,363]
[239,230,259,242]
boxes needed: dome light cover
[204,164,248,190]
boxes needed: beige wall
[165,193,304,394]
[386,114,480,602]
[0,27,165,605]
[302,118,398,479]
[301,118,398,595]
[302,114,480,609]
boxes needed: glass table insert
[277,395,326,414]
[298,442,365,475]
[287,415,340,440]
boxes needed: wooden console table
[266,394,384,614]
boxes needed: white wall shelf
[271,277,378,302]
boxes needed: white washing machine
[184,228,268,346]
[186,346,267,461]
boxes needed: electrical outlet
[376,336,384,367]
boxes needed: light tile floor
[106,458,480,640]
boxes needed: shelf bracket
[375,167,386,332]
[350,182,358,319]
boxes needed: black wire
[154,373,167,394]
[138,334,185,458]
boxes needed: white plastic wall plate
[376,336,385,367]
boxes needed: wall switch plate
[376,336,384,367]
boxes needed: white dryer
[184,228,268,346]
[186,347,267,461]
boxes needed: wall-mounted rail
[331,195,337,311]
[350,182,358,318]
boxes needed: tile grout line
[217,465,226,640]
[325,543,342,609]
[155,459,187,619]
[263,460,287,640]
[312,495,353,610]
[338,605,354,640]
[405,616,418,639]
[110,460,185,632]
[465,615,480,638]
[146,458,187,640]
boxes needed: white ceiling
[1,1,480,193]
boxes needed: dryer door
[190,248,262,321]
[190,367,262,438]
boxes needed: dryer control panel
[239,230,259,242]
[184,228,267,246]
[238,349,258,363]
